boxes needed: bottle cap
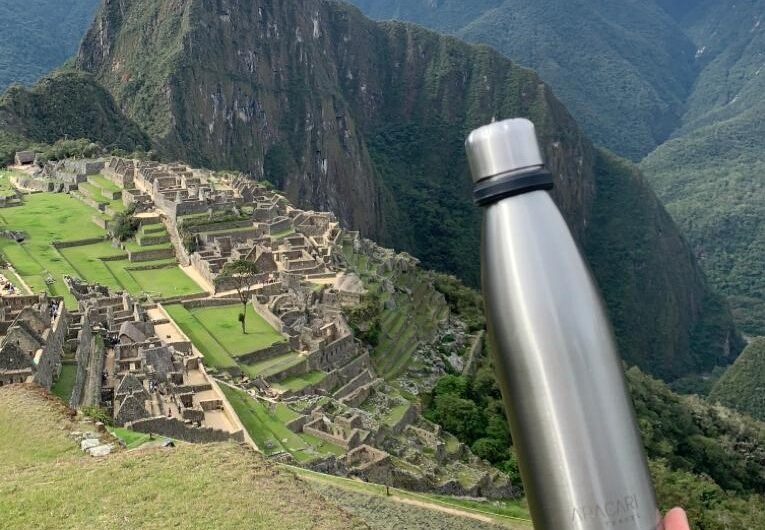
[465,118,544,184]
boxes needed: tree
[109,203,139,241]
[220,259,260,333]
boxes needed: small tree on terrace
[220,259,260,333]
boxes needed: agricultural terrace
[0,191,205,307]
[0,170,19,198]
[164,303,301,379]
[342,240,449,380]
[219,383,344,462]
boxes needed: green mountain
[709,338,765,421]
[0,0,100,92]
[348,0,698,160]
[0,70,150,164]
[0,0,740,380]
[350,0,765,342]
[642,0,765,337]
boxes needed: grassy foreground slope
[1,385,525,529]
[0,385,365,530]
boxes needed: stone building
[0,295,67,388]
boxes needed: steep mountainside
[0,70,150,156]
[710,338,765,421]
[642,0,765,336]
[0,0,101,92]
[61,0,742,379]
[348,0,698,160]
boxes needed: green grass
[0,386,361,530]
[0,191,204,305]
[107,426,153,449]
[271,228,295,240]
[241,351,305,379]
[88,174,121,193]
[164,304,238,370]
[384,402,410,427]
[0,193,106,306]
[272,371,327,392]
[188,304,286,357]
[0,169,19,198]
[51,363,77,402]
[289,465,531,529]
[58,242,202,299]
[219,384,343,462]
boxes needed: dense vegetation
[642,0,765,336]
[585,149,742,377]
[709,339,765,421]
[351,0,765,338]
[424,353,765,527]
[348,0,697,160]
[0,70,151,162]
[0,0,100,92]
[424,272,764,526]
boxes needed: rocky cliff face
[65,0,740,378]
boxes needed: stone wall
[52,237,106,249]
[127,416,244,443]
[307,334,357,372]
[236,340,290,366]
[185,219,253,235]
[127,248,176,262]
[251,299,284,332]
[33,306,69,389]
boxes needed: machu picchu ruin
[0,154,515,500]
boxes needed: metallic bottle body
[482,191,661,530]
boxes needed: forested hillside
[0,0,100,92]
[642,0,765,336]
[710,339,765,421]
[352,0,765,340]
[348,0,697,160]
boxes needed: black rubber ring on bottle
[473,170,554,206]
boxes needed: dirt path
[390,495,497,524]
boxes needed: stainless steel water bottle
[466,119,662,530]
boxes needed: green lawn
[219,384,343,462]
[51,363,77,402]
[0,193,106,305]
[240,351,305,379]
[107,426,153,449]
[192,304,285,357]
[88,174,121,193]
[164,304,238,370]
[272,371,327,392]
[0,170,19,198]
[165,303,289,374]
[0,193,204,306]
[0,386,359,530]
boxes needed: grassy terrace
[78,180,125,213]
[51,363,76,402]
[0,193,204,306]
[0,169,19,198]
[343,239,448,380]
[219,384,344,462]
[272,371,327,392]
[107,426,153,449]
[0,385,361,530]
[165,303,290,376]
